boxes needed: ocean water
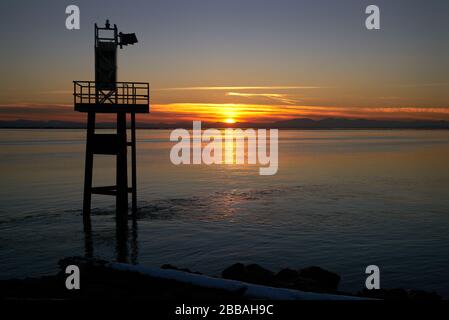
[1,129,449,296]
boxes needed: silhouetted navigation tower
[74,20,149,220]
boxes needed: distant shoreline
[1,127,449,130]
[2,117,449,130]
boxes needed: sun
[224,118,236,124]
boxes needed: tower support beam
[116,112,128,218]
[83,112,95,221]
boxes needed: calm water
[1,129,449,296]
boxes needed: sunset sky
[1,0,449,124]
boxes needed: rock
[388,288,410,300]
[222,263,247,281]
[222,263,275,286]
[275,268,299,282]
[161,264,191,273]
[245,264,275,285]
[298,266,340,291]
[408,290,441,301]
[161,264,202,275]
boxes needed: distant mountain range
[1,118,449,129]
[271,118,449,129]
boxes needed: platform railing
[73,81,149,106]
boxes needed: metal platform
[73,81,149,113]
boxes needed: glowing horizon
[2,101,449,125]
[2,82,449,124]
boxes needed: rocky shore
[219,263,441,300]
[0,257,441,300]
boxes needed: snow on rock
[109,261,368,300]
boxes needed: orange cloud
[226,92,298,105]
[2,103,449,124]
[149,103,449,123]
[154,85,323,91]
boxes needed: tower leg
[131,113,137,215]
[83,112,95,221]
[116,112,128,218]
[83,216,93,259]
[115,212,129,263]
